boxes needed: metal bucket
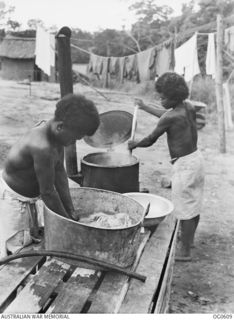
[80,152,139,193]
[44,187,145,268]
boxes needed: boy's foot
[175,255,192,262]
[175,242,191,262]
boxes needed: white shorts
[0,173,44,258]
[171,150,205,220]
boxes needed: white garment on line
[224,26,234,53]
[206,33,216,79]
[175,33,200,82]
[35,26,55,76]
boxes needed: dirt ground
[0,79,233,314]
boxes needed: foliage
[129,0,173,50]
[27,19,44,30]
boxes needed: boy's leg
[190,214,200,247]
[176,215,199,261]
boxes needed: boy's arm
[135,98,166,118]
[33,148,71,219]
[129,114,171,150]
[54,148,76,219]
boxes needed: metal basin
[80,152,139,193]
[44,187,145,268]
[124,193,174,227]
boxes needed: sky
[3,0,198,32]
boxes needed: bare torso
[3,124,61,198]
[165,102,197,158]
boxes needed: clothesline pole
[56,26,79,177]
[215,14,226,153]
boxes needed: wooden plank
[119,215,176,313]
[154,220,179,313]
[47,268,101,313]
[0,247,44,312]
[88,231,150,314]
[4,258,70,313]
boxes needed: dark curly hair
[55,94,100,136]
[155,72,189,102]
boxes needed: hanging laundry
[124,54,138,81]
[35,26,55,76]
[137,47,156,82]
[119,56,127,83]
[109,57,120,76]
[100,57,110,82]
[206,33,216,79]
[175,33,200,82]
[87,54,104,79]
[224,26,234,53]
[154,41,175,77]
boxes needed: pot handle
[129,105,139,154]
[140,202,150,227]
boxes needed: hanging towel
[124,54,138,80]
[206,33,216,79]
[119,56,127,83]
[224,26,234,53]
[35,26,54,76]
[137,47,156,82]
[109,57,120,76]
[175,33,200,82]
[155,42,175,76]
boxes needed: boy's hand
[128,140,138,151]
[71,210,80,221]
[134,98,145,109]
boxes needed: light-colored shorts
[171,150,205,220]
[0,173,44,258]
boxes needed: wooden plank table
[0,215,178,314]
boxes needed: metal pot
[44,187,145,268]
[80,152,139,193]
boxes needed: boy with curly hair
[0,93,100,257]
[128,72,205,261]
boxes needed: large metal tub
[80,152,139,193]
[44,187,145,268]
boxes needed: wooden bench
[0,215,178,314]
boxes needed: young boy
[128,72,204,261]
[0,93,100,258]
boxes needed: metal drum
[81,152,139,193]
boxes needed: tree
[0,1,15,28]
[6,19,21,31]
[129,0,173,50]
[27,19,44,30]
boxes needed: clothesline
[71,31,217,60]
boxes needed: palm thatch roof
[0,35,35,59]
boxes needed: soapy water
[84,149,137,167]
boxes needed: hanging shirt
[109,57,120,76]
[137,47,156,82]
[175,33,200,82]
[119,56,127,83]
[155,42,175,76]
[224,26,234,53]
[124,54,138,81]
[35,26,55,76]
[206,33,216,79]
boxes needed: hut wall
[0,58,34,80]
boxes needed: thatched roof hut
[0,35,35,59]
[0,35,41,80]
